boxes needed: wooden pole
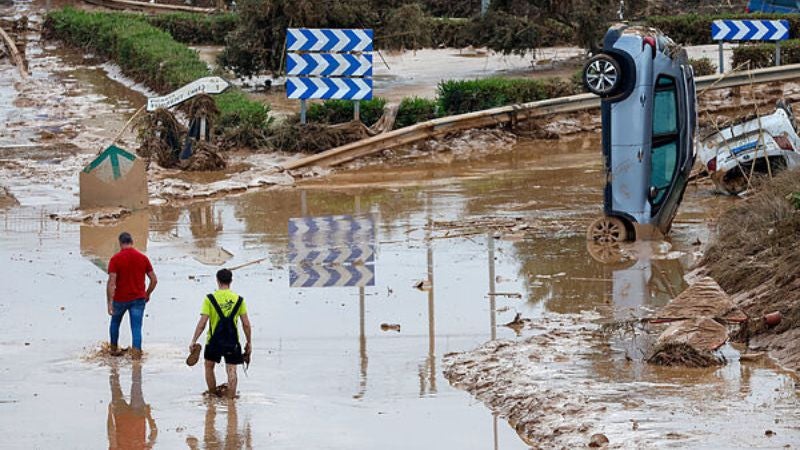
[0,26,28,78]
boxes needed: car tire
[583,54,622,97]
[586,215,628,243]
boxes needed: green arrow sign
[83,145,137,181]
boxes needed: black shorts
[204,343,244,365]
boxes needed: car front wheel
[583,54,622,97]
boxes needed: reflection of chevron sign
[287,28,373,52]
[712,20,790,41]
[287,53,373,77]
[290,264,375,287]
[287,77,373,100]
[288,214,376,288]
[288,243,375,265]
[83,145,137,182]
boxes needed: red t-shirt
[108,248,153,302]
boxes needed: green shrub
[395,96,439,128]
[144,12,238,45]
[306,98,387,126]
[437,77,579,116]
[732,39,800,69]
[44,8,269,145]
[789,192,800,209]
[689,57,716,76]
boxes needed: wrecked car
[698,101,800,195]
[583,24,697,242]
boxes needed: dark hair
[118,232,133,245]
[216,268,233,285]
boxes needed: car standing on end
[583,24,697,243]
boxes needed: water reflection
[107,362,157,449]
[418,207,436,396]
[186,399,252,450]
[81,210,148,272]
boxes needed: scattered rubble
[49,207,132,223]
[0,186,18,208]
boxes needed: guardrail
[83,0,215,14]
[282,63,800,171]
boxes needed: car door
[649,74,680,219]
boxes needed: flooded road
[4,132,799,448]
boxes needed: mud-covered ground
[3,3,800,448]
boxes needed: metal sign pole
[354,101,360,123]
[718,41,724,74]
[199,117,207,141]
[481,0,490,15]
[776,42,782,66]
[300,99,307,125]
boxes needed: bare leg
[225,364,238,398]
[204,360,216,394]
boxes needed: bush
[144,12,237,45]
[437,77,580,115]
[395,96,439,128]
[689,57,716,76]
[306,98,387,126]
[732,39,800,69]
[44,8,270,145]
[377,4,433,50]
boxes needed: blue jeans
[110,299,146,350]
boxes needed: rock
[765,430,775,437]
[380,323,401,332]
[589,433,609,447]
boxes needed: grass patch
[44,7,269,147]
[306,98,387,127]
[437,77,580,116]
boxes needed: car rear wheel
[586,215,628,243]
[583,54,622,97]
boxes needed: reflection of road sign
[288,214,376,288]
[287,77,373,100]
[712,19,789,41]
[83,145,136,182]
[287,28,373,52]
[146,76,230,111]
[287,53,373,77]
[80,145,148,210]
[289,243,375,265]
[290,264,375,288]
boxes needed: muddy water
[4,130,798,448]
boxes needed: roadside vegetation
[701,170,800,371]
[43,8,270,147]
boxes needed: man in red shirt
[107,232,157,358]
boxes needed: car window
[651,141,678,204]
[653,77,677,136]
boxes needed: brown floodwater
[4,131,799,448]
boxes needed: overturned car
[584,24,697,243]
[698,101,800,195]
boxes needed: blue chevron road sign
[285,27,374,107]
[287,53,373,77]
[712,19,790,41]
[287,77,373,100]
[288,214,376,288]
[287,28,373,52]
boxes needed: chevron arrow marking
[713,19,791,41]
[287,77,373,100]
[286,28,373,52]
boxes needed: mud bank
[443,308,800,448]
[700,169,800,373]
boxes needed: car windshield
[651,76,679,206]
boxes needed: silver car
[583,24,697,242]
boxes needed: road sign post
[712,19,790,74]
[286,28,374,125]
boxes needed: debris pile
[0,186,18,208]
[644,277,746,368]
